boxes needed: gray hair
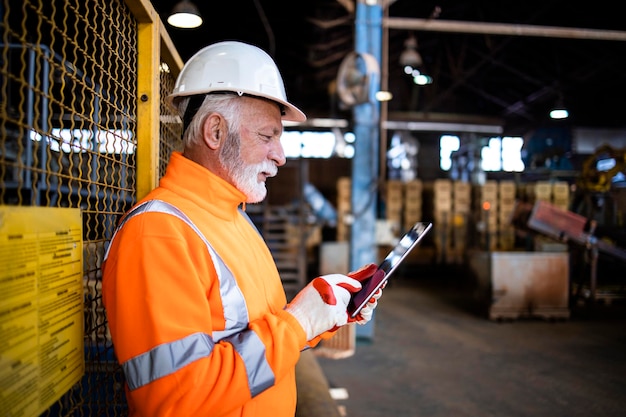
[176,94,243,148]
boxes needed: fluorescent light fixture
[550,108,569,119]
[375,90,393,101]
[167,0,203,29]
[550,94,569,119]
[413,74,433,85]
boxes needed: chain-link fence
[1,0,182,415]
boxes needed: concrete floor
[314,266,626,417]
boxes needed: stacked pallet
[552,181,570,210]
[533,181,553,203]
[529,180,569,210]
[433,179,452,262]
[336,177,351,242]
[473,180,519,251]
[474,180,499,251]
[498,180,517,250]
[403,179,423,230]
[432,179,472,263]
[385,180,404,232]
[450,181,471,263]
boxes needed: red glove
[286,274,362,341]
[304,263,384,347]
[346,263,385,324]
[347,263,378,281]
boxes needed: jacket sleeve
[102,213,306,416]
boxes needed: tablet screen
[348,222,432,318]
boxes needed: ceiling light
[413,74,433,85]
[399,35,422,69]
[167,0,203,29]
[549,95,569,119]
[550,108,569,119]
[375,90,393,101]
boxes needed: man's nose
[270,140,286,166]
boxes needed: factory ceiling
[151,0,626,136]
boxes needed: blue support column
[351,1,382,339]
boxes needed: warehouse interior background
[1,0,625,416]
[152,0,626,132]
[149,0,626,295]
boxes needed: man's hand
[286,274,361,341]
[351,286,383,324]
[345,263,385,324]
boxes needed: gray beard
[218,133,269,203]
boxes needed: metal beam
[352,1,382,340]
[384,17,626,42]
[383,120,503,135]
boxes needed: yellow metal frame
[125,0,183,199]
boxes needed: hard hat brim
[251,90,307,123]
[169,88,307,123]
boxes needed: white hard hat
[169,41,306,122]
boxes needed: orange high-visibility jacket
[102,152,308,417]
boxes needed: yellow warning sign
[0,206,84,416]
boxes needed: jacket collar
[159,152,247,221]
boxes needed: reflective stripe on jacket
[106,199,274,395]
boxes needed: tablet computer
[348,221,432,318]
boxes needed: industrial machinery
[571,145,626,248]
[525,200,626,304]
[577,144,626,194]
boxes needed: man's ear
[202,113,225,150]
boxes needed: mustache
[260,161,278,177]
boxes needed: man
[102,41,382,417]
